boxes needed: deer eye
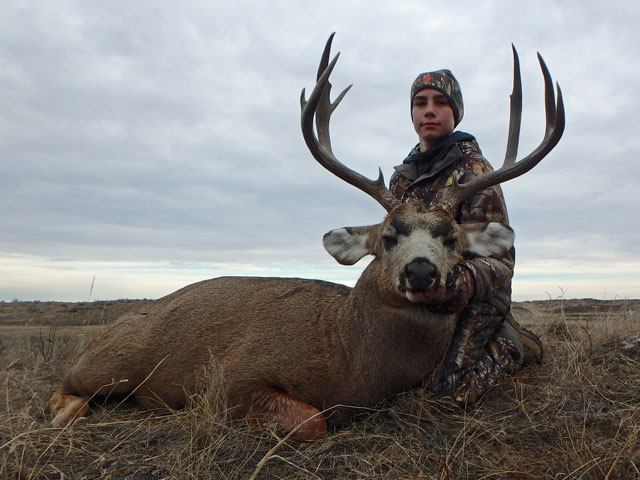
[443,237,457,249]
[383,234,398,250]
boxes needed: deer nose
[405,259,437,291]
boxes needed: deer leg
[49,388,89,427]
[49,367,136,426]
[244,388,327,442]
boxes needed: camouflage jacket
[389,132,514,315]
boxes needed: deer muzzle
[404,258,438,292]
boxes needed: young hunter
[390,70,543,404]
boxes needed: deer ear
[464,222,515,258]
[323,226,375,265]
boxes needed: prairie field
[1,298,639,479]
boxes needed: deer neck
[331,258,456,403]
[340,258,456,356]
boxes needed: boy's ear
[463,222,515,258]
[323,225,376,265]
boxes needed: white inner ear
[323,227,371,265]
[465,222,515,258]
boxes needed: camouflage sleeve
[456,157,515,313]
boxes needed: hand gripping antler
[441,45,565,211]
[300,33,401,213]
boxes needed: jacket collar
[393,131,476,184]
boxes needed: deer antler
[442,45,565,211]
[300,33,401,213]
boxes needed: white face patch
[323,227,370,265]
[398,230,442,266]
[388,229,451,290]
[465,222,515,258]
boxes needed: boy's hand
[428,265,475,314]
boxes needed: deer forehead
[385,207,457,239]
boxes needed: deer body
[52,204,482,441]
[51,203,512,441]
[57,270,455,424]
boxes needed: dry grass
[1,298,639,479]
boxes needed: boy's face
[411,88,455,151]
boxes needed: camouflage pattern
[424,303,524,404]
[411,69,464,126]
[390,135,534,404]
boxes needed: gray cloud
[1,0,639,301]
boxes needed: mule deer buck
[49,34,564,442]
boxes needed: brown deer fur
[49,203,514,441]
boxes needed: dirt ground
[1,297,639,479]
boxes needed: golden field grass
[1,298,639,479]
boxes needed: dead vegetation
[1,298,639,479]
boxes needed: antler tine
[503,44,522,166]
[538,52,557,138]
[314,33,345,151]
[300,34,400,213]
[444,48,565,211]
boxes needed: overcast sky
[1,0,638,302]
